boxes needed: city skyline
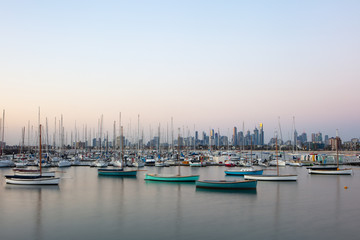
[1,109,358,147]
[1,1,360,145]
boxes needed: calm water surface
[1,166,359,240]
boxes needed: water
[1,166,359,240]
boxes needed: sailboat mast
[250,135,253,164]
[39,124,42,175]
[121,126,124,167]
[1,110,4,156]
[178,128,181,176]
[276,136,279,176]
[336,129,339,169]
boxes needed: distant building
[324,135,329,146]
[298,132,307,144]
[238,131,244,148]
[232,127,238,146]
[253,127,259,145]
[329,137,341,151]
[259,123,264,146]
[293,130,298,146]
[315,132,323,143]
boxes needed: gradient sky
[1,0,360,145]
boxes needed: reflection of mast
[35,188,43,240]
[274,183,280,234]
[175,183,182,236]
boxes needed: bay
[1,165,359,240]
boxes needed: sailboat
[145,131,199,182]
[98,125,137,176]
[308,130,352,175]
[196,179,257,190]
[5,124,60,185]
[244,136,297,181]
[225,136,263,176]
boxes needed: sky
[1,0,360,145]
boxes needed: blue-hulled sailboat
[195,179,257,190]
[97,124,138,177]
[225,167,263,176]
[144,130,199,182]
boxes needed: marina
[1,1,360,239]
[1,162,359,240]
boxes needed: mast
[336,129,339,169]
[171,117,174,154]
[121,126,124,167]
[278,116,283,145]
[177,128,181,176]
[158,123,161,158]
[39,124,42,175]
[1,110,4,156]
[250,135,253,165]
[276,136,279,176]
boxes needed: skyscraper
[253,127,259,145]
[233,126,238,146]
[259,123,264,146]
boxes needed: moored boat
[307,130,352,176]
[144,173,199,182]
[5,123,60,185]
[244,174,297,181]
[196,179,257,189]
[5,175,60,185]
[225,168,263,176]
[308,168,352,175]
[13,169,55,177]
[98,168,137,176]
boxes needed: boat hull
[225,169,263,176]
[98,169,137,176]
[244,174,298,181]
[308,169,352,175]
[144,173,199,182]
[196,180,257,189]
[13,170,55,177]
[5,176,60,185]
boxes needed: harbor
[1,163,359,240]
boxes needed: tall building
[315,132,323,143]
[324,135,329,146]
[238,131,244,148]
[311,133,316,143]
[195,131,199,146]
[232,127,238,146]
[245,130,251,146]
[259,123,264,146]
[253,127,259,145]
[210,129,215,146]
[298,132,307,143]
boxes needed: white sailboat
[308,130,352,175]
[6,124,60,185]
[245,136,297,181]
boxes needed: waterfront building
[329,137,341,151]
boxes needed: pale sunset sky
[1,0,360,145]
